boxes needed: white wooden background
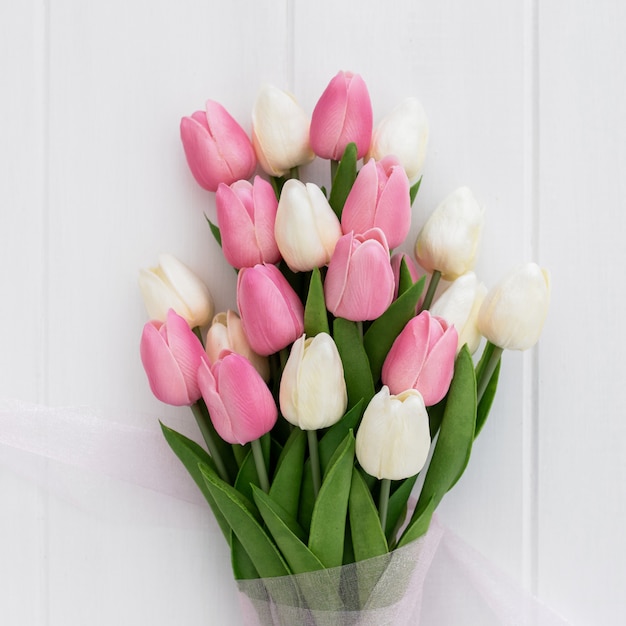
[1,1,624,624]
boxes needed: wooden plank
[537,2,626,624]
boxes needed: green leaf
[427,398,446,439]
[160,423,230,542]
[397,257,415,297]
[333,318,375,410]
[234,433,270,504]
[200,463,291,579]
[348,468,388,561]
[363,276,426,382]
[304,267,330,336]
[385,474,418,543]
[475,344,502,437]
[205,217,222,247]
[319,400,363,472]
[269,428,306,519]
[409,176,422,206]
[404,346,477,536]
[396,496,436,548]
[328,142,358,218]
[231,532,259,580]
[308,431,355,568]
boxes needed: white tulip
[139,253,213,328]
[205,310,270,381]
[279,333,347,431]
[430,271,487,354]
[415,187,484,281]
[252,84,315,177]
[274,179,342,272]
[367,97,429,182]
[478,262,550,351]
[356,386,431,481]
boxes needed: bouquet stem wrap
[237,517,443,626]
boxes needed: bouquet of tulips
[138,71,550,625]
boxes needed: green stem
[379,478,391,531]
[419,270,442,311]
[330,159,339,183]
[190,403,230,483]
[476,343,504,402]
[251,438,270,493]
[308,430,321,498]
[289,166,300,180]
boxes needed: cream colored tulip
[139,253,213,328]
[478,262,550,351]
[252,84,315,177]
[279,333,347,431]
[430,272,487,354]
[355,386,431,481]
[367,97,429,182]
[415,187,484,281]
[205,310,270,381]
[274,179,342,272]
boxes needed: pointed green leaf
[205,216,222,247]
[200,463,291,579]
[319,400,363,472]
[349,468,388,561]
[160,423,230,542]
[397,257,415,297]
[308,432,355,568]
[231,532,259,580]
[408,346,477,529]
[304,267,330,336]
[385,474,418,543]
[396,496,436,548]
[270,428,306,518]
[475,343,502,437]
[409,176,422,206]
[328,142,358,218]
[234,433,270,504]
[333,318,375,410]
[363,276,426,382]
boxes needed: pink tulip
[237,264,305,355]
[381,311,458,406]
[341,156,411,249]
[198,351,277,445]
[180,100,257,192]
[324,228,395,321]
[390,252,421,299]
[216,176,280,269]
[309,71,373,160]
[140,309,208,406]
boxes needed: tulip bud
[415,187,484,281]
[324,228,395,322]
[355,386,431,480]
[216,177,280,269]
[140,309,208,406]
[237,263,305,356]
[341,156,411,250]
[367,97,429,182]
[478,263,550,351]
[198,352,277,445]
[180,101,257,191]
[251,84,315,177]
[205,310,270,381]
[279,333,347,430]
[139,254,214,328]
[430,272,487,354]
[382,310,458,406]
[309,71,373,160]
[274,179,342,272]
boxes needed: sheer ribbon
[0,400,572,625]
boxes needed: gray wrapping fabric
[237,519,444,626]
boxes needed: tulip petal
[418,324,458,405]
[198,359,237,443]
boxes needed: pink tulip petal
[341,159,377,236]
[374,164,411,249]
[338,74,373,158]
[324,233,355,314]
[140,322,192,406]
[417,324,458,405]
[198,359,237,444]
[251,177,280,263]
